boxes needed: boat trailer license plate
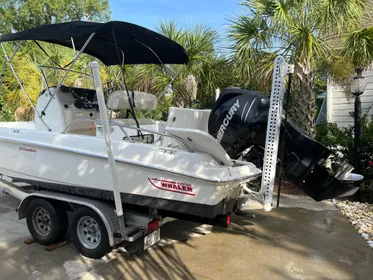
[144,228,160,250]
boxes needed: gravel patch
[332,199,373,248]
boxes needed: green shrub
[316,113,373,198]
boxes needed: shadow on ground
[88,208,373,280]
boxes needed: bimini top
[0,21,189,65]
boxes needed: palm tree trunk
[291,61,316,138]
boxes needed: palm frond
[287,22,330,65]
[342,25,373,68]
[184,24,218,63]
[156,21,184,43]
[316,0,368,33]
[228,14,271,52]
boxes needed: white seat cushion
[165,127,233,166]
[107,90,157,110]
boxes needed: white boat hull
[0,126,261,218]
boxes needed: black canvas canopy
[0,21,189,65]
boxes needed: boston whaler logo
[217,99,240,143]
[148,178,195,196]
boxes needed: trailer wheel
[26,198,68,245]
[71,207,111,259]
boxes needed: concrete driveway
[0,193,372,280]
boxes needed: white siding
[328,69,373,127]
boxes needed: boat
[0,21,263,222]
[0,21,361,220]
[0,21,363,258]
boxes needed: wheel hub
[33,207,52,235]
[77,216,101,249]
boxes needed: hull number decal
[19,146,37,153]
[148,178,195,196]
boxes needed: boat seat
[165,127,233,166]
[166,107,211,132]
[107,90,157,110]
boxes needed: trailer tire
[70,207,111,259]
[26,198,68,245]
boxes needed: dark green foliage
[316,113,373,197]
[0,0,110,33]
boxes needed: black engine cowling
[208,88,270,159]
[208,87,358,201]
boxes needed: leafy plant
[316,112,373,198]
[0,0,110,33]
[229,0,371,137]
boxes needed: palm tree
[342,25,373,70]
[157,21,230,108]
[229,0,370,137]
[127,21,236,114]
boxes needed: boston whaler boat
[0,21,362,258]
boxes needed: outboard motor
[208,87,360,201]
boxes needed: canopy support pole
[0,41,23,96]
[71,37,76,55]
[9,41,23,61]
[91,61,126,234]
[38,67,52,96]
[1,42,51,131]
[0,57,6,96]
[41,33,96,115]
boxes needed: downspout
[326,77,332,122]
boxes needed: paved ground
[247,193,338,211]
[0,193,372,280]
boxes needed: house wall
[328,69,373,127]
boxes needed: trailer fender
[18,191,123,246]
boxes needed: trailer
[0,176,163,258]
